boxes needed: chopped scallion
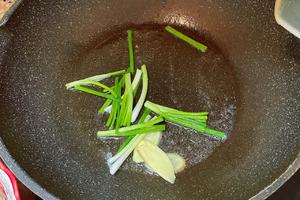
[165,25,207,52]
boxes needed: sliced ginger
[136,141,175,184]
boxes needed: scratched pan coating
[0,0,299,200]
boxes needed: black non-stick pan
[0,0,299,199]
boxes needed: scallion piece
[108,134,145,175]
[76,80,116,97]
[65,69,126,89]
[131,65,148,122]
[73,86,116,101]
[144,101,225,139]
[127,30,135,73]
[98,125,165,137]
[147,101,208,116]
[138,108,152,124]
[165,25,208,52]
[106,77,122,129]
[116,136,134,154]
[107,115,162,175]
[123,73,133,126]
[98,99,113,113]
[104,69,142,114]
[97,116,164,137]
[116,109,151,153]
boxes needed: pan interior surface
[0,0,299,200]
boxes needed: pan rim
[0,138,299,200]
[250,153,300,200]
[0,138,58,200]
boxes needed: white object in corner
[275,0,300,39]
[0,169,16,200]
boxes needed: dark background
[268,169,300,200]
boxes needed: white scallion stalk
[65,69,126,89]
[105,69,142,113]
[108,135,145,175]
[131,69,142,94]
[107,115,152,174]
[131,65,148,122]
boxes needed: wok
[0,0,299,199]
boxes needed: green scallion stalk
[163,114,207,126]
[116,109,151,153]
[97,116,164,137]
[203,127,226,139]
[116,136,134,154]
[165,25,208,52]
[114,77,122,132]
[108,134,145,174]
[103,69,142,114]
[164,113,208,121]
[163,115,207,132]
[123,73,133,126]
[146,101,208,116]
[106,100,116,128]
[138,108,152,124]
[77,80,116,97]
[127,30,135,73]
[144,100,225,139]
[98,99,113,113]
[73,86,116,101]
[106,77,121,129]
[98,125,165,137]
[118,88,128,126]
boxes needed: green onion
[65,69,126,89]
[144,101,225,139]
[127,30,135,73]
[106,77,122,129]
[165,25,208,52]
[98,99,112,113]
[123,73,133,126]
[73,86,116,101]
[116,109,151,153]
[77,80,116,97]
[202,127,225,138]
[104,69,141,114]
[97,116,164,137]
[131,65,149,122]
[118,86,128,126]
[138,108,151,124]
[98,125,165,137]
[114,78,123,132]
[116,136,133,154]
[163,113,207,126]
[164,113,208,121]
[147,101,208,116]
[108,134,146,175]
[106,116,163,175]
[163,115,207,132]
[65,27,228,181]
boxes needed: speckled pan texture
[0,1,299,200]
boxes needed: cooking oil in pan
[88,24,239,172]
